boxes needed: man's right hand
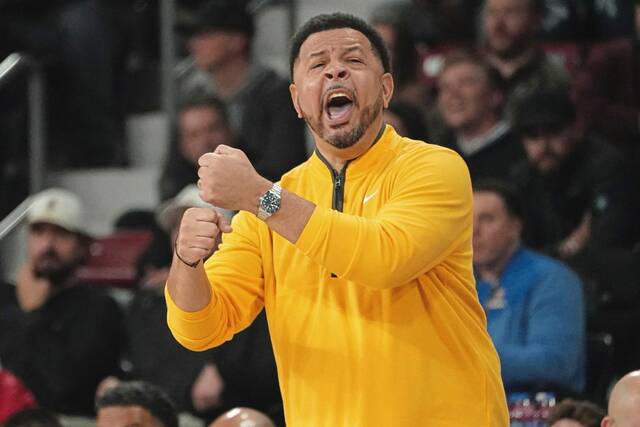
[16,262,51,312]
[175,207,232,266]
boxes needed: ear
[381,73,394,109]
[289,83,303,119]
[601,415,613,427]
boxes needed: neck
[459,116,498,141]
[486,47,536,79]
[210,55,251,98]
[476,241,520,285]
[315,117,385,171]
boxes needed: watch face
[261,191,281,214]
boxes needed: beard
[486,31,533,61]
[302,90,384,150]
[33,251,82,286]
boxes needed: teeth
[328,91,351,101]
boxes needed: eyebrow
[307,45,365,59]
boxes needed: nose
[324,61,349,80]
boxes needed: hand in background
[192,363,225,412]
[16,262,51,312]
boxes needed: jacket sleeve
[295,147,473,289]
[496,267,585,391]
[166,212,266,351]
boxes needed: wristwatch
[257,183,282,221]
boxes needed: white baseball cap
[156,184,234,232]
[27,188,89,236]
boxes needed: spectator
[383,100,428,141]
[574,1,640,148]
[436,51,526,181]
[0,188,125,416]
[2,408,62,427]
[175,0,307,182]
[546,398,605,427]
[0,0,128,168]
[601,370,640,427]
[370,2,432,109]
[473,180,585,395]
[510,88,637,258]
[480,0,569,116]
[95,381,178,427]
[209,407,275,427]
[123,185,281,422]
[159,95,236,201]
[410,0,483,45]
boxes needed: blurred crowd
[1,0,639,425]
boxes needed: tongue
[327,103,352,121]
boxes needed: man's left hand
[197,145,272,213]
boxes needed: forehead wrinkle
[306,43,366,60]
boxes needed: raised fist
[175,207,232,266]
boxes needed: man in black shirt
[0,188,125,416]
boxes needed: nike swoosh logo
[363,191,378,204]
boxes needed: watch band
[257,183,282,221]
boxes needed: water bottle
[508,392,531,427]
[533,392,557,426]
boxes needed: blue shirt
[476,247,585,394]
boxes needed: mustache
[35,249,62,264]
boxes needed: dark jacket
[439,126,526,183]
[511,136,638,253]
[0,285,125,415]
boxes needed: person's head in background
[2,408,62,427]
[25,188,91,287]
[546,398,605,427]
[601,370,640,427]
[512,87,581,175]
[437,51,505,140]
[209,407,276,427]
[370,2,419,95]
[482,0,543,62]
[178,94,234,165]
[472,180,524,278]
[180,0,254,75]
[96,381,178,427]
[383,99,428,140]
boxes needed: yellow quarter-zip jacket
[166,125,509,426]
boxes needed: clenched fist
[198,145,272,213]
[175,207,232,266]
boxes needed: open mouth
[324,90,354,126]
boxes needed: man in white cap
[0,188,125,416]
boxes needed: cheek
[298,81,322,112]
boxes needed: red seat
[76,230,153,288]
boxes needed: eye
[348,57,363,64]
[310,62,324,70]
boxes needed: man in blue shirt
[473,180,585,395]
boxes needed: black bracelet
[174,234,200,268]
